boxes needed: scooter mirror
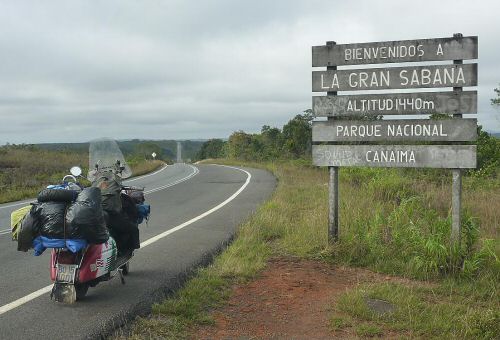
[70,166,82,177]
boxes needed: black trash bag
[17,205,40,252]
[121,193,139,221]
[37,189,78,203]
[107,211,140,251]
[35,202,68,239]
[66,187,109,244]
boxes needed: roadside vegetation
[123,98,500,338]
[0,144,163,203]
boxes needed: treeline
[197,109,500,178]
[197,110,313,161]
[37,139,205,164]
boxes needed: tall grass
[0,145,163,203]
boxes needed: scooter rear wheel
[75,283,89,300]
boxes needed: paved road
[0,163,275,339]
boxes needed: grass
[119,159,499,339]
[334,281,499,338]
[0,145,163,203]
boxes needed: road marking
[144,165,199,195]
[0,164,251,316]
[124,164,169,183]
[0,201,32,210]
[0,164,170,211]
[0,286,53,315]
[141,165,251,248]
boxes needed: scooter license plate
[56,264,78,284]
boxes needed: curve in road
[0,163,275,339]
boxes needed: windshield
[88,138,132,181]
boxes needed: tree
[492,85,500,106]
[226,131,263,160]
[282,110,313,158]
[260,125,283,159]
[197,139,226,160]
[475,125,500,176]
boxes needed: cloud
[0,0,499,144]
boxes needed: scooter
[49,166,137,304]
[47,138,148,303]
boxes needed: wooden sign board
[312,91,477,116]
[312,36,478,67]
[312,145,476,168]
[312,119,477,142]
[312,64,477,92]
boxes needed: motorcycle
[48,139,147,303]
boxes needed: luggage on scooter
[32,236,87,256]
[35,202,68,239]
[38,188,78,203]
[17,206,40,252]
[121,193,139,221]
[92,174,122,213]
[10,205,31,241]
[137,203,150,224]
[124,188,145,204]
[66,187,109,244]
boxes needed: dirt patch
[193,257,416,339]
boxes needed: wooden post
[326,40,339,243]
[451,33,463,245]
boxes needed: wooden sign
[311,34,479,244]
[312,119,477,142]
[312,64,477,92]
[312,36,478,67]
[313,91,477,116]
[312,145,477,168]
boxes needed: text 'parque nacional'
[312,119,477,142]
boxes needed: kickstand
[118,269,126,285]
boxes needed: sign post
[451,33,465,245]
[326,41,339,242]
[311,34,478,246]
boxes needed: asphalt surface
[0,163,275,339]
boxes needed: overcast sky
[0,0,499,144]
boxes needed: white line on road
[0,164,250,316]
[141,165,250,248]
[144,165,198,195]
[0,201,33,210]
[124,164,169,183]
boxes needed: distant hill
[490,132,500,138]
[36,139,205,162]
